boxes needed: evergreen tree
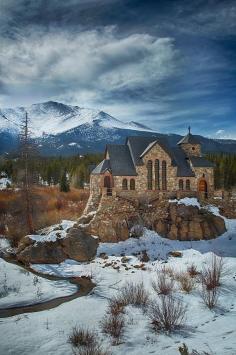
[60,169,70,192]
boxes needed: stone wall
[180,143,201,157]
[89,142,214,200]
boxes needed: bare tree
[19,112,35,233]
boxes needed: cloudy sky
[0,0,236,137]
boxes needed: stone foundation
[80,194,226,242]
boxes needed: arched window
[186,179,190,190]
[122,178,128,190]
[155,159,160,190]
[130,179,135,190]
[179,179,184,190]
[162,160,167,190]
[147,160,153,190]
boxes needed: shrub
[119,281,150,308]
[68,326,96,348]
[187,264,200,278]
[178,273,195,293]
[201,285,219,309]
[148,295,187,332]
[152,267,174,295]
[179,343,211,355]
[101,313,125,345]
[108,296,125,316]
[73,345,111,355]
[68,326,110,355]
[201,255,224,290]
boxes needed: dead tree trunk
[20,112,34,234]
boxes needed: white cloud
[0,27,178,105]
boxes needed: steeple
[177,127,201,157]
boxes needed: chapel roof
[177,127,201,145]
[91,131,213,177]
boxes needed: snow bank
[169,197,201,208]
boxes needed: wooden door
[104,175,112,196]
[198,179,207,197]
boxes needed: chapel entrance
[104,175,112,196]
[198,179,208,198]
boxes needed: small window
[122,178,128,190]
[179,179,184,190]
[130,179,135,190]
[192,146,195,151]
[186,179,190,190]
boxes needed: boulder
[153,203,226,241]
[17,227,98,264]
[17,240,67,264]
[61,227,98,262]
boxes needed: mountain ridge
[1,101,236,156]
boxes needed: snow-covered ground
[0,201,236,354]
[0,258,77,309]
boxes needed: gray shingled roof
[91,136,214,177]
[172,147,195,177]
[106,144,137,176]
[189,156,215,168]
[91,159,111,174]
[177,133,200,145]
[127,136,176,166]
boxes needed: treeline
[0,153,102,189]
[206,153,236,190]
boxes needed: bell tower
[177,127,201,157]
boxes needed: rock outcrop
[152,203,226,240]
[83,196,226,242]
[17,226,98,264]
[85,195,139,242]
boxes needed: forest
[1,152,236,191]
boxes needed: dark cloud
[0,0,236,137]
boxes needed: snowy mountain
[1,101,236,156]
[0,101,153,137]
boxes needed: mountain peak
[0,101,154,137]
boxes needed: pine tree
[60,169,70,192]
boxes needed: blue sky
[0,0,235,138]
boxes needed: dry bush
[152,267,174,295]
[108,296,126,316]
[0,186,89,243]
[68,326,110,355]
[101,313,125,345]
[68,326,96,348]
[201,255,224,290]
[179,343,211,355]
[187,264,200,278]
[119,281,150,308]
[73,345,111,355]
[201,285,219,309]
[177,273,195,293]
[148,295,187,333]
